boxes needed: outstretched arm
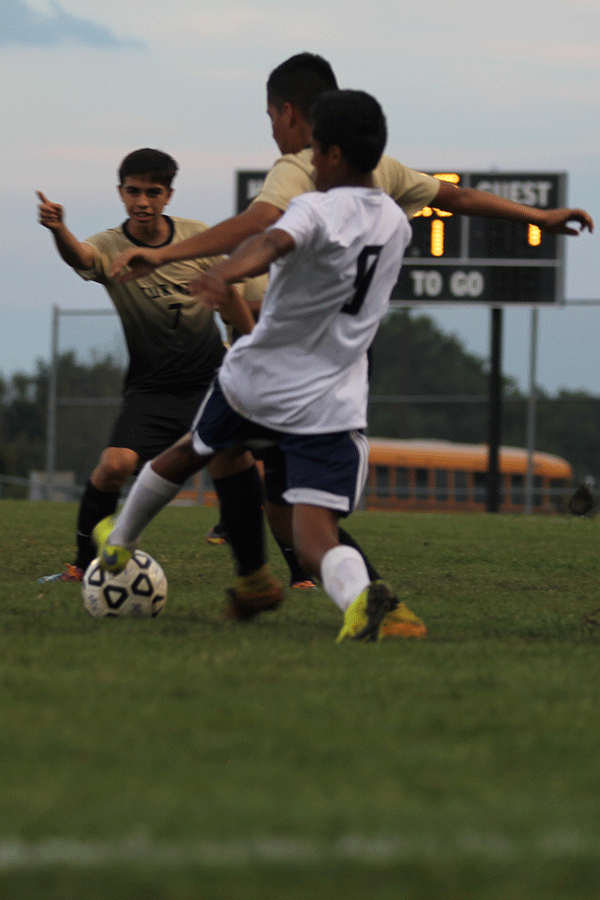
[189,229,295,312]
[36,191,96,270]
[433,182,594,235]
[110,201,284,281]
[217,284,256,336]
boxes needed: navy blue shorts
[191,378,369,515]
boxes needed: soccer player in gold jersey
[37,148,254,583]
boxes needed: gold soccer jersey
[252,148,440,220]
[77,217,225,392]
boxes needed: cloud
[0,0,145,49]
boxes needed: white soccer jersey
[218,187,411,434]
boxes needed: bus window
[533,475,543,507]
[395,467,410,498]
[435,469,448,502]
[416,468,428,499]
[511,474,524,506]
[473,472,487,503]
[454,470,468,502]
[549,478,567,511]
[375,465,389,497]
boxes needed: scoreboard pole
[524,309,540,516]
[486,308,504,513]
[388,170,565,514]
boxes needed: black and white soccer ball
[82,551,167,618]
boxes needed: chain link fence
[11,302,596,513]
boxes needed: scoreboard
[236,171,269,214]
[236,169,566,304]
[395,171,566,304]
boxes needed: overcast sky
[2,0,598,394]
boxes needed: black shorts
[108,386,211,463]
[261,445,288,504]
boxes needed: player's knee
[208,447,254,479]
[92,451,138,488]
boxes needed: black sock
[213,466,266,577]
[338,526,381,581]
[74,480,120,569]
[269,519,379,585]
[272,534,312,585]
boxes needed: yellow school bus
[365,438,572,513]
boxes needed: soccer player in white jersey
[94,89,427,640]
[108,54,594,614]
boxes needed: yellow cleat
[337,581,426,642]
[380,600,426,639]
[92,516,132,573]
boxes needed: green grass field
[1,499,599,899]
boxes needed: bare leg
[108,435,256,555]
[90,447,140,491]
[268,499,381,581]
[291,503,371,613]
[150,433,206,483]
[108,434,211,547]
[291,504,339,578]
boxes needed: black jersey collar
[122,215,175,248]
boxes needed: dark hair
[312,90,387,174]
[118,148,178,188]
[267,53,338,121]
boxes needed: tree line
[369,311,599,485]
[0,312,598,498]
[0,351,122,497]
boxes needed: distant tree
[368,310,600,484]
[0,352,123,495]
[369,310,518,443]
[536,391,600,484]
[50,352,123,485]
[1,318,598,497]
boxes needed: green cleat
[336,580,426,642]
[92,516,132,573]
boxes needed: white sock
[320,545,370,612]
[110,461,181,546]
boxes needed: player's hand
[37,191,65,230]
[188,269,230,310]
[109,248,163,282]
[539,208,594,235]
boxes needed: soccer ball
[82,551,167,618]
